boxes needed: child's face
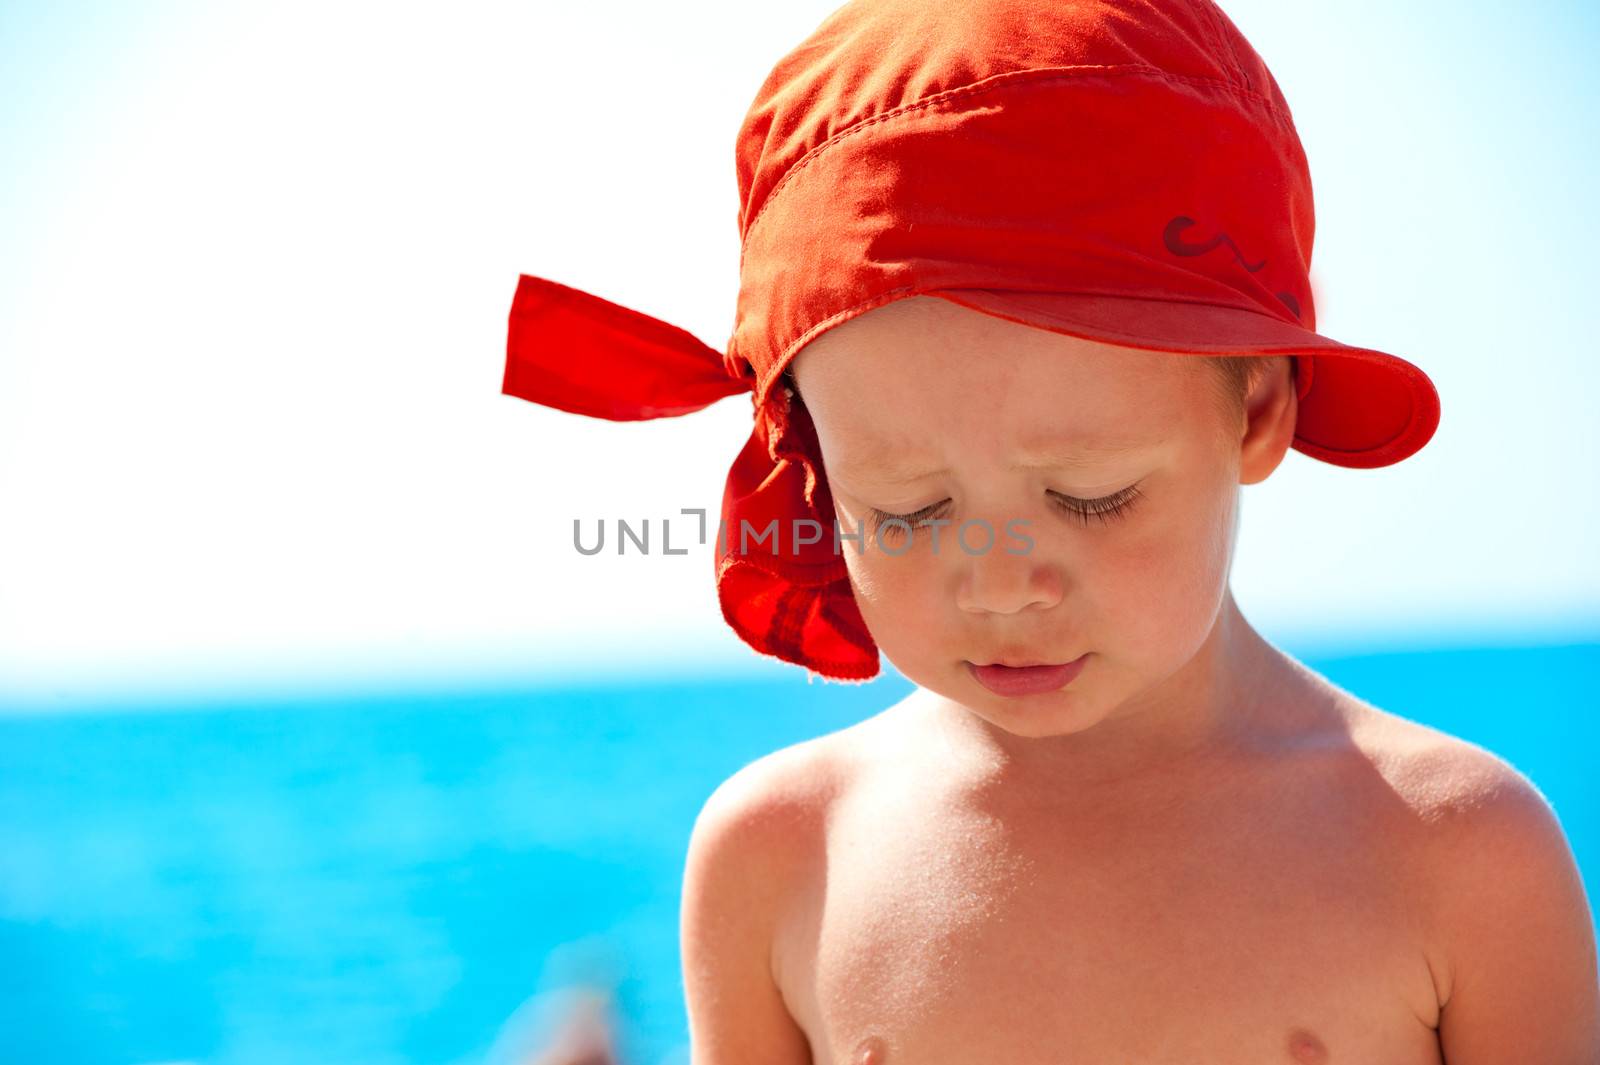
[790,295,1294,744]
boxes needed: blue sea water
[1,637,1595,1065]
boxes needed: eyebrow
[842,439,1152,485]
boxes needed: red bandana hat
[502,0,1442,682]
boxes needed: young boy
[500,0,1600,1061]
[678,297,1600,1065]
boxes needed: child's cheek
[1102,483,1239,652]
[840,529,965,657]
[840,534,930,612]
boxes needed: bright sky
[2,0,1596,704]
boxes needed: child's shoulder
[696,714,891,852]
[1346,702,1576,905]
[679,724,870,1063]
[1339,695,1555,829]
[1254,681,1555,869]
[1340,695,1596,1039]
[686,719,862,868]
[682,707,894,915]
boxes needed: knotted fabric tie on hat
[506,274,879,680]
[503,0,1442,682]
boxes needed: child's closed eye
[866,482,1145,536]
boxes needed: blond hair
[1206,354,1292,414]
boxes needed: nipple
[1286,1026,1328,1063]
[853,1034,890,1065]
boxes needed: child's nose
[952,528,1064,616]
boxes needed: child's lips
[965,654,1089,696]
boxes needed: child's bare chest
[774,759,1445,1065]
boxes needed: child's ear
[1238,356,1297,485]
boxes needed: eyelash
[866,483,1145,536]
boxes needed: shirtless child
[498,0,1600,1060]
[678,297,1600,1063]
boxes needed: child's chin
[970,697,1107,740]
